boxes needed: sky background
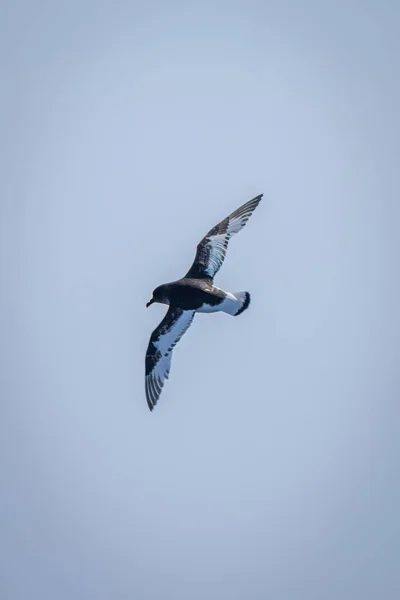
[1,1,399,599]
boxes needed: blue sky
[1,2,399,599]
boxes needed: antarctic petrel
[145,194,263,411]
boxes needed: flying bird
[145,193,263,411]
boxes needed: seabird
[145,193,263,410]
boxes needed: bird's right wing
[185,194,263,279]
[145,307,196,411]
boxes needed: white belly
[196,291,240,315]
[197,303,223,313]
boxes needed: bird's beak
[146,298,154,308]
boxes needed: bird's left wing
[145,307,196,411]
[185,194,263,279]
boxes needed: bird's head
[146,285,170,308]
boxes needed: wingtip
[146,394,154,412]
[146,395,156,411]
[244,193,263,212]
[245,193,263,207]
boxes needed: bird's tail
[232,291,251,316]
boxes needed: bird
[145,193,263,411]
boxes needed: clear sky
[1,1,399,599]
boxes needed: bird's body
[145,194,263,410]
[150,278,248,315]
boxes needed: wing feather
[145,307,195,411]
[185,194,262,279]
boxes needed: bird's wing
[185,194,263,280]
[145,307,196,411]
